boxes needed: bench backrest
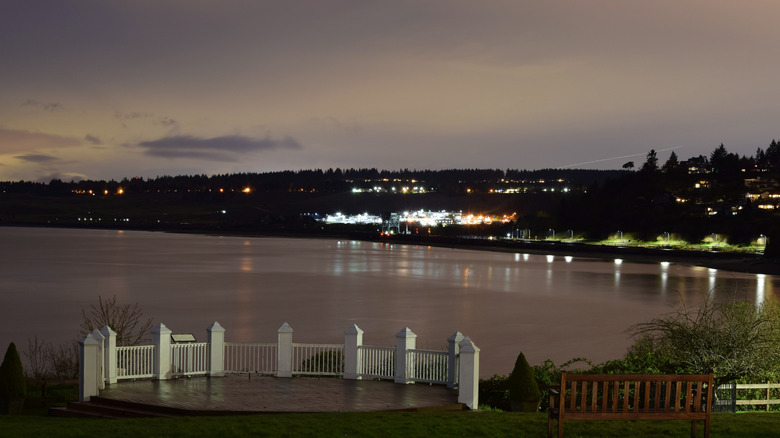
[559,372,714,415]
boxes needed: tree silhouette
[641,149,659,172]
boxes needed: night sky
[3,1,780,182]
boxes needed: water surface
[0,227,775,376]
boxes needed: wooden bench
[548,372,714,438]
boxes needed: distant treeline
[0,168,624,195]
[1,142,779,255]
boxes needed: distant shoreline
[368,234,780,276]
[4,223,778,275]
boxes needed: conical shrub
[0,342,27,414]
[507,352,540,411]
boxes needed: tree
[628,297,780,385]
[641,150,659,172]
[81,295,153,346]
[662,151,680,173]
[622,161,635,170]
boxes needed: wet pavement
[98,374,462,413]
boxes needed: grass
[5,383,780,437]
[2,411,780,437]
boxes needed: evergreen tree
[641,149,659,172]
[662,151,679,173]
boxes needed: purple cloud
[85,134,102,145]
[14,153,58,163]
[21,99,64,112]
[137,134,302,160]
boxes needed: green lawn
[2,411,779,437]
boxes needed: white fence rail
[225,342,277,374]
[359,345,395,380]
[407,349,448,384]
[171,343,209,376]
[116,345,155,380]
[292,343,344,376]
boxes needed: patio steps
[48,396,187,418]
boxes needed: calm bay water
[1,227,776,377]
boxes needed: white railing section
[171,342,209,376]
[293,343,344,376]
[116,345,155,380]
[80,322,480,409]
[358,345,395,380]
[225,342,277,374]
[407,349,448,384]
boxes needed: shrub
[507,352,541,411]
[628,295,780,386]
[479,374,510,411]
[0,342,27,414]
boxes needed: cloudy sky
[3,1,780,182]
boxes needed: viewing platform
[73,322,480,416]
[55,375,462,417]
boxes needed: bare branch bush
[24,336,51,381]
[48,341,78,380]
[628,294,780,385]
[80,295,153,346]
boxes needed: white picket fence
[358,345,395,380]
[407,349,449,384]
[170,343,209,377]
[293,343,344,376]
[116,345,155,379]
[224,342,277,374]
[79,322,481,409]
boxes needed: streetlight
[549,229,555,240]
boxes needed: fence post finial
[344,324,364,380]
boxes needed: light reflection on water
[0,227,776,377]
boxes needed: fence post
[207,321,225,377]
[91,329,105,390]
[344,324,363,380]
[457,337,480,409]
[152,323,172,380]
[78,333,100,402]
[447,331,464,389]
[277,322,293,378]
[100,326,117,385]
[395,327,416,384]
